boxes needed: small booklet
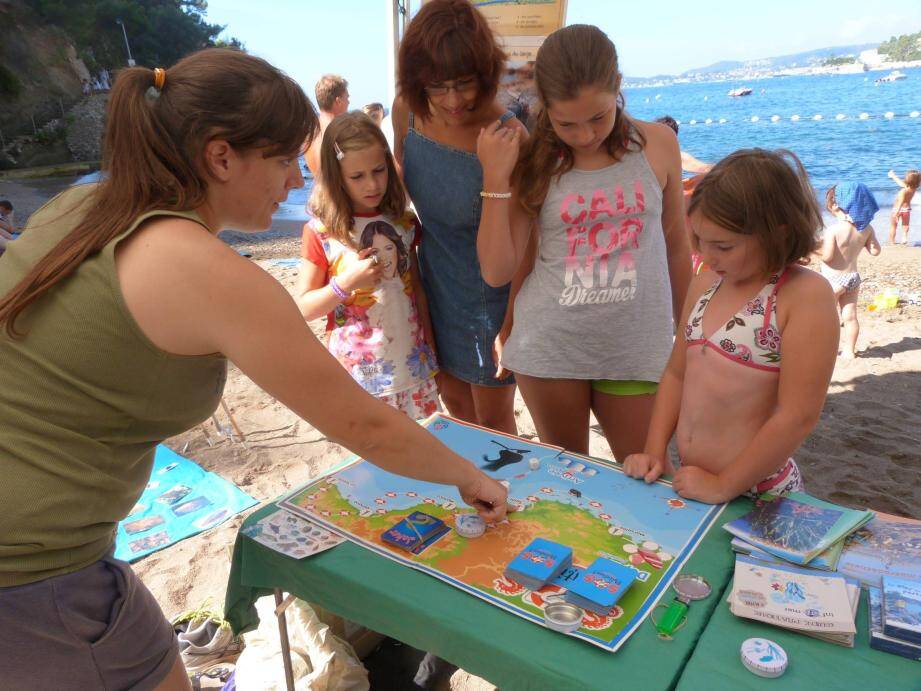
[881,576,921,645]
[868,587,921,660]
[564,557,637,614]
[728,555,856,644]
[723,492,873,566]
[730,536,843,571]
[504,538,573,590]
[836,511,921,588]
[380,511,450,555]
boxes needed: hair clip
[333,142,345,161]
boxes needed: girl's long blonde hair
[310,112,406,247]
[513,25,645,218]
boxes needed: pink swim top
[685,269,790,372]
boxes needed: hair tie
[153,68,167,91]
[333,141,345,161]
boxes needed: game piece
[528,458,540,470]
[505,538,572,590]
[455,514,486,539]
[564,557,637,615]
[381,511,449,554]
[740,638,787,678]
[544,602,584,633]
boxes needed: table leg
[274,588,296,691]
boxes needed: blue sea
[625,68,921,243]
[278,69,921,242]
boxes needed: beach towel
[115,445,258,562]
[835,182,879,231]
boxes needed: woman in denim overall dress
[392,0,526,434]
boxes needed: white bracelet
[480,190,512,199]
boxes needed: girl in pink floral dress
[296,112,440,420]
[624,149,840,504]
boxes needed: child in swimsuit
[819,183,881,359]
[624,149,840,504]
[887,169,919,245]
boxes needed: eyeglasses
[425,77,478,98]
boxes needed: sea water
[626,68,921,243]
[280,70,920,242]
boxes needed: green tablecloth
[676,583,921,689]
[225,499,752,691]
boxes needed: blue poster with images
[115,445,258,562]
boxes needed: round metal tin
[543,602,584,633]
[454,514,486,538]
[740,638,788,678]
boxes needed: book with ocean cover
[882,576,921,645]
[836,511,921,588]
[728,555,856,640]
[723,492,873,565]
[868,587,921,660]
[730,536,843,571]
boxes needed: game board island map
[279,414,725,651]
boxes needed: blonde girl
[296,112,440,419]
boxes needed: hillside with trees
[0,0,240,166]
[878,30,921,62]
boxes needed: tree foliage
[25,0,244,72]
[878,31,921,62]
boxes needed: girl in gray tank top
[474,25,692,459]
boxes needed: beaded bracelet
[480,190,512,199]
[329,277,351,300]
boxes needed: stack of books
[836,511,921,588]
[867,578,921,660]
[564,557,637,615]
[724,492,874,571]
[504,538,572,590]
[727,555,860,646]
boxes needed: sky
[204,1,921,109]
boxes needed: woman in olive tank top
[0,49,507,691]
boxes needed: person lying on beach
[624,149,839,504]
[887,169,919,245]
[0,49,506,691]
[819,182,882,358]
[0,201,14,254]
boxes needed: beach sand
[3,176,920,688]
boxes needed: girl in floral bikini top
[624,149,840,504]
[685,270,788,371]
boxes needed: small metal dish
[543,602,584,633]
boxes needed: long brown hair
[309,111,406,247]
[514,25,645,218]
[689,149,822,273]
[0,48,317,338]
[397,0,506,119]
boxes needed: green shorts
[591,379,658,396]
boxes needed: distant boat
[727,87,753,97]
[875,70,907,85]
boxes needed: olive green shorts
[590,379,658,396]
